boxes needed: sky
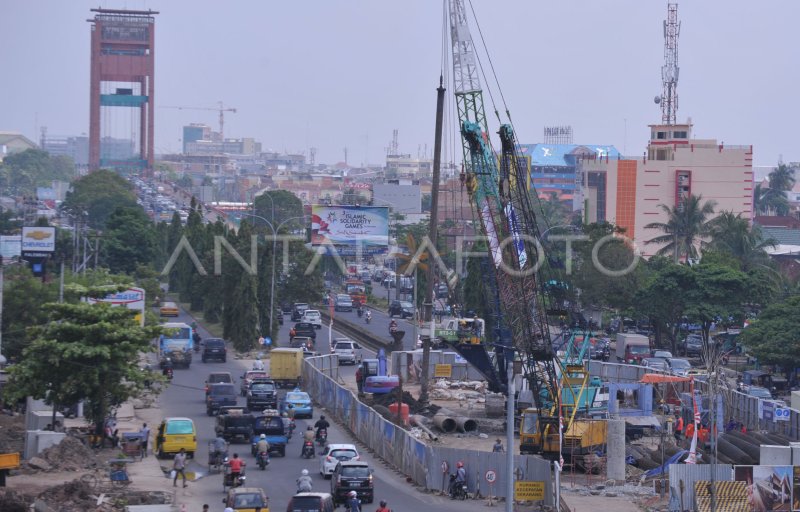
[2,0,799,168]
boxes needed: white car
[319,443,359,478]
[332,339,363,365]
[302,309,323,329]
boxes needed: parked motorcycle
[302,441,315,459]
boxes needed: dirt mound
[0,488,31,512]
[372,390,441,416]
[21,436,100,473]
[0,413,25,454]
[37,480,97,511]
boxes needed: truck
[159,322,194,368]
[358,349,399,395]
[615,332,651,365]
[345,278,367,307]
[269,348,303,388]
[434,317,485,346]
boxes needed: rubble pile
[0,413,25,454]
[35,480,98,511]
[0,488,30,512]
[21,436,99,473]
[429,379,487,401]
[372,390,440,416]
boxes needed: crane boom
[160,101,237,139]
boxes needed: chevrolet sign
[22,227,56,252]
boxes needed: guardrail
[318,309,396,352]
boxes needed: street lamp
[371,198,402,302]
[253,190,275,224]
[240,212,306,340]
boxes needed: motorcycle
[365,313,371,325]
[316,428,328,447]
[257,451,269,470]
[222,459,247,491]
[449,474,468,500]
[163,367,174,381]
[301,441,315,459]
[357,307,364,318]
[288,419,296,438]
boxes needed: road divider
[319,309,397,352]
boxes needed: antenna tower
[657,3,680,125]
[390,129,399,156]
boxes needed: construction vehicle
[444,0,606,465]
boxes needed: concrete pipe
[433,413,456,433]
[454,416,478,433]
[410,415,439,441]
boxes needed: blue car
[281,389,313,418]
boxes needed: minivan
[286,492,334,512]
[155,417,197,459]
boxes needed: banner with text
[311,205,389,249]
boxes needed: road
[330,297,422,351]
[158,306,485,512]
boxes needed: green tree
[1,266,57,360]
[254,189,304,228]
[684,261,749,347]
[768,163,796,193]
[634,259,695,353]
[4,302,160,436]
[0,149,75,196]
[644,194,716,262]
[62,169,138,229]
[103,207,158,274]
[739,296,800,370]
[707,212,776,271]
[571,222,642,312]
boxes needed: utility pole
[419,76,446,405]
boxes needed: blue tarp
[644,449,689,478]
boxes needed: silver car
[332,339,363,365]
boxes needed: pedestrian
[173,448,188,487]
[492,438,504,453]
[355,366,364,394]
[674,414,684,441]
[140,423,150,457]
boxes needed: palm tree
[768,163,796,192]
[753,183,769,216]
[707,211,777,271]
[644,194,716,262]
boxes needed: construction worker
[674,414,684,441]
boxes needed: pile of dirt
[21,436,100,473]
[0,413,25,454]
[0,488,31,512]
[36,480,98,512]
[372,390,441,416]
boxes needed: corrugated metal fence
[303,355,554,504]
[668,464,732,512]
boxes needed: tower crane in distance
[160,101,237,140]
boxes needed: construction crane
[445,0,606,467]
[160,101,237,140]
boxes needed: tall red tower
[88,8,158,174]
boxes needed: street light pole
[240,213,305,340]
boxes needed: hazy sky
[3,1,798,167]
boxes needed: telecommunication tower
[654,3,680,125]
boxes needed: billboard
[86,287,146,327]
[22,227,56,253]
[0,235,21,262]
[311,205,389,249]
[734,465,793,512]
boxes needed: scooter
[449,474,468,500]
[163,367,174,381]
[301,440,315,459]
[316,428,328,447]
[257,451,269,470]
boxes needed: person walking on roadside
[140,423,150,457]
[173,448,188,487]
[492,438,505,452]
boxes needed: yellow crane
[160,101,237,140]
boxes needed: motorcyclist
[389,319,398,333]
[226,453,245,487]
[450,461,467,497]
[365,310,372,323]
[255,434,270,456]
[296,469,313,493]
[286,403,296,421]
[375,500,391,512]
[252,358,265,371]
[301,426,315,456]
[162,358,174,377]
[212,432,228,461]
[314,415,330,440]
[345,490,361,512]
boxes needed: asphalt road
[329,299,421,351]
[158,306,484,512]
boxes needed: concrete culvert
[455,417,478,433]
[433,413,456,433]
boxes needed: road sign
[514,481,545,501]
[485,470,497,483]
[434,364,452,378]
[774,407,790,421]
[441,461,449,474]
